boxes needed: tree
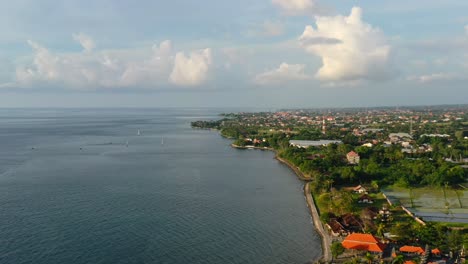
[364,252,374,264]
[448,230,463,252]
[392,254,404,264]
[376,223,386,238]
[455,131,464,141]
[331,241,345,261]
[371,180,379,192]
[341,167,357,182]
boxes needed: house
[431,248,441,256]
[361,207,378,220]
[358,194,374,204]
[326,218,348,237]
[353,185,368,194]
[400,246,425,255]
[341,233,386,252]
[389,133,413,139]
[340,213,364,232]
[347,151,360,164]
[389,133,413,144]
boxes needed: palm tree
[392,254,404,264]
[376,223,386,238]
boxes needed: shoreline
[304,182,332,263]
[231,143,331,263]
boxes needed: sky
[0,0,467,108]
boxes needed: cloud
[254,63,310,85]
[120,40,174,87]
[16,40,128,89]
[170,49,212,86]
[299,7,393,82]
[247,20,285,37]
[407,72,462,83]
[72,33,96,52]
[262,21,285,37]
[13,37,213,89]
[465,25,468,35]
[272,0,322,16]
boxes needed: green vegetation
[331,241,345,260]
[192,106,468,258]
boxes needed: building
[342,233,386,252]
[326,219,348,237]
[399,246,425,255]
[389,133,413,143]
[289,140,342,148]
[362,128,384,134]
[353,185,368,194]
[347,151,360,164]
[358,194,374,204]
[361,207,378,220]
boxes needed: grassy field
[382,186,468,223]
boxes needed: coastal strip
[274,155,310,181]
[231,143,331,262]
[304,182,332,263]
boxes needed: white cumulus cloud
[299,7,393,82]
[13,37,213,89]
[170,49,212,86]
[120,40,174,87]
[254,63,310,85]
[72,33,95,52]
[272,0,322,16]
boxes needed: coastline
[231,143,331,263]
[304,182,332,263]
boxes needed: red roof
[404,261,416,264]
[431,248,441,255]
[342,233,386,252]
[400,246,425,254]
[347,151,359,157]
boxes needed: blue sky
[0,0,467,108]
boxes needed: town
[192,105,468,264]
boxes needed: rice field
[382,187,468,223]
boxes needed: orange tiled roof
[342,233,386,252]
[400,246,425,254]
[431,248,441,255]
[404,261,416,264]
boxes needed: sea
[0,108,321,264]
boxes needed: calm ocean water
[0,108,321,264]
